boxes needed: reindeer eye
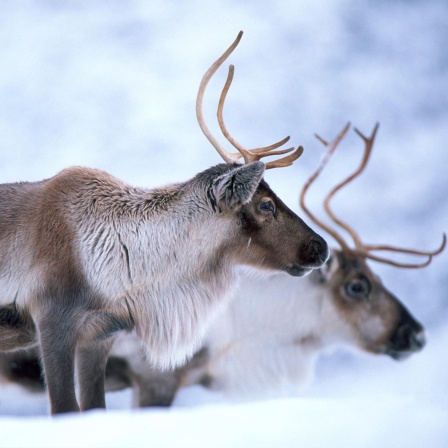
[259,200,275,214]
[345,278,370,299]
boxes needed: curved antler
[317,123,446,268]
[322,123,379,248]
[354,233,447,268]
[299,123,351,250]
[196,31,303,169]
[217,64,303,169]
[196,31,243,164]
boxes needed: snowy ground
[0,1,447,447]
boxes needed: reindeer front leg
[37,307,80,414]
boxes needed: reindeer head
[301,124,445,359]
[196,31,328,276]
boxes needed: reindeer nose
[395,324,426,352]
[387,312,426,360]
[302,235,329,267]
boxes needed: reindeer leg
[77,312,133,410]
[37,307,80,414]
[77,338,115,411]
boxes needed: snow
[0,0,447,446]
[1,396,447,448]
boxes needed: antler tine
[363,233,447,257]
[265,146,304,169]
[353,233,446,268]
[359,252,433,269]
[217,62,303,169]
[249,135,291,154]
[299,123,351,250]
[196,31,244,164]
[323,123,379,249]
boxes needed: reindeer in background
[0,32,329,414]
[101,123,445,405]
[177,123,445,400]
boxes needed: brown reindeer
[0,32,329,414]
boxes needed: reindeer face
[324,250,426,360]
[193,162,328,277]
[237,179,329,277]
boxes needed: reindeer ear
[214,162,265,210]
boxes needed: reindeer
[4,123,442,406]
[80,123,447,405]
[0,32,329,414]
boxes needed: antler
[315,123,446,268]
[322,123,379,249]
[353,234,446,268]
[196,31,303,169]
[299,122,351,251]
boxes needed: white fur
[76,192,238,368]
[182,263,359,399]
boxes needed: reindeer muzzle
[384,309,426,360]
